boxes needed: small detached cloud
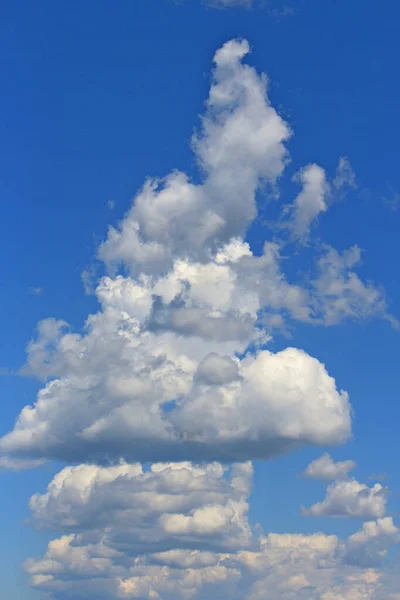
[29,287,44,296]
[207,0,253,6]
[81,264,98,295]
[204,0,295,17]
[369,472,388,482]
[302,479,388,519]
[0,457,46,471]
[382,183,400,212]
[302,453,356,481]
[287,162,330,241]
[333,156,357,191]
[282,156,356,243]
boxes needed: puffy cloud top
[4,38,400,599]
[29,461,253,554]
[98,39,290,275]
[302,453,357,481]
[2,39,391,468]
[0,331,351,463]
[302,479,388,519]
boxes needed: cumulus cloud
[1,38,392,468]
[345,517,400,567]
[3,37,400,599]
[25,520,400,599]
[302,479,388,519]
[287,163,329,241]
[23,455,400,599]
[0,316,351,463]
[29,461,253,553]
[98,39,290,275]
[302,453,356,481]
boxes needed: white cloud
[29,461,253,553]
[204,0,295,15]
[333,156,357,191]
[0,456,46,471]
[207,0,254,7]
[98,39,290,276]
[25,522,400,599]
[23,457,400,598]
[302,479,388,519]
[3,37,399,599]
[288,163,329,241]
[345,517,400,567]
[1,38,392,470]
[302,453,356,481]
[318,569,381,600]
[29,286,44,296]
[0,306,351,462]
[311,245,387,325]
[282,157,356,242]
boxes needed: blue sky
[1,1,400,598]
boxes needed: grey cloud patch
[333,156,357,191]
[195,354,240,385]
[369,472,388,481]
[0,457,47,471]
[208,0,253,6]
[29,286,44,296]
[204,0,295,18]
[311,245,389,325]
[382,183,400,212]
[147,295,256,343]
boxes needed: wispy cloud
[29,286,44,296]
